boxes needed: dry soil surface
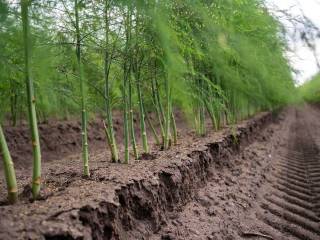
[0,105,319,240]
[151,105,320,240]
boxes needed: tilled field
[253,113,320,240]
[0,106,320,240]
[238,106,320,240]
[155,106,320,240]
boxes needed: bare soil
[1,110,158,169]
[0,105,319,240]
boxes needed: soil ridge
[0,112,274,240]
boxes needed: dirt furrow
[0,111,275,240]
[2,105,320,240]
[242,106,320,240]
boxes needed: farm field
[151,105,320,240]
[1,105,320,239]
[1,0,320,239]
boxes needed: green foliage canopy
[0,0,295,126]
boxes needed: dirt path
[240,106,320,240]
[150,105,320,240]
[237,105,320,240]
[1,106,320,240]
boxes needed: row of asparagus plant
[0,0,40,203]
[1,0,295,204]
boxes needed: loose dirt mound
[0,112,273,240]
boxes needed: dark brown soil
[238,105,320,240]
[1,105,319,240]
[150,105,320,240]
[2,118,107,169]
[1,110,167,169]
[0,109,188,203]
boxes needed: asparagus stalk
[0,125,18,204]
[75,0,89,176]
[21,0,42,198]
[135,76,149,153]
[104,0,119,162]
[163,74,171,150]
[128,73,139,159]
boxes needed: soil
[0,110,166,169]
[0,105,319,240]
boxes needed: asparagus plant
[104,0,119,162]
[0,0,297,171]
[171,109,177,145]
[151,65,165,145]
[145,108,161,146]
[0,124,18,204]
[128,72,139,159]
[75,0,89,176]
[133,12,149,154]
[122,7,132,163]
[21,0,42,199]
[122,67,130,163]
[163,73,171,150]
[135,73,149,153]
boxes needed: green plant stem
[123,71,130,164]
[143,101,160,145]
[171,109,177,145]
[136,77,149,153]
[0,124,18,204]
[151,71,165,145]
[155,77,166,126]
[146,113,160,146]
[200,78,206,136]
[21,0,42,199]
[104,0,119,162]
[122,8,131,164]
[128,73,139,159]
[154,72,166,146]
[9,78,18,127]
[204,100,218,131]
[164,74,171,150]
[75,0,89,176]
[133,12,149,154]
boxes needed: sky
[265,0,320,85]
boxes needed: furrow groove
[257,113,320,240]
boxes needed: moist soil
[0,106,319,240]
